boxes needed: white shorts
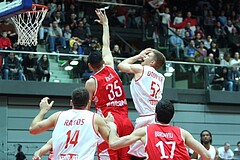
[128,114,155,158]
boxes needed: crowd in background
[0,0,240,90]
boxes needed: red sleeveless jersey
[145,124,190,160]
[92,65,128,117]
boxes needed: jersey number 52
[150,81,161,99]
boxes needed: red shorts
[98,115,134,160]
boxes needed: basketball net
[11,4,48,46]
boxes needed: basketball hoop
[11,4,48,46]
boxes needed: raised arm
[108,122,146,150]
[29,97,58,134]
[33,138,52,160]
[95,9,114,68]
[118,48,152,76]
[183,129,211,160]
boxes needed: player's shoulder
[85,77,95,86]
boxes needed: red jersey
[145,124,190,160]
[92,65,128,117]
[0,37,11,49]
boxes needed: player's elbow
[29,127,37,135]
[29,126,40,135]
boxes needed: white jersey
[198,145,216,160]
[130,65,165,115]
[52,109,99,160]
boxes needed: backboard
[0,0,32,19]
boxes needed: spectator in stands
[173,11,183,25]
[191,130,219,160]
[0,30,12,50]
[218,10,227,27]
[83,39,101,55]
[63,24,72,45]
[69,41,82,55]
[127,8,138,28]
[195,41,207,63]
[72,20,88,45]
[227,66,240,91]
[184,11,196,25]
[203,10,216,36]
[48,21,67,53]
[65,4,77,24]
[229,10,238,24]
[68,13,77,30]
[234,141,240,151]
[235,18,240,33]
[52,4,65,22]
[0,18,17,43]
[204,35,212,50]
[52,10,65,28]
[195,32,204,48]
[112,44,122,57]
[49,0,57,16]
[230,51,240,68]
[218,142,234,159]
[82,17,91,37]
[39,11,52,45]
[156,7,171,37]
[22,53,37,81]
[181,22,194,39]
[212,67,231,90]
[183,31,194,47]
[111,45,130,85]
[220,53,231,67]
[208,41,220,64]
[204,53,215,64]
[3,52,23,80]
[169,29,184,60]
[227,27,240,54]
[214,21,226,48]
[224,20,235,35]
[37,54,51,82]
[194,25,205,40]
[184,39,197,62]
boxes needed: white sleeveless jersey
[198,145,216,160]
[52,109,99,160]
[130,66,165,115]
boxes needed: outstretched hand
[94,9,108,25]
[39,97,54,113]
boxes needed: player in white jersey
[29,88,112,160]
[191,130,219,160]
[118,48,166,159]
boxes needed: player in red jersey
[85,9,134,160]
[107,100,211,160]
